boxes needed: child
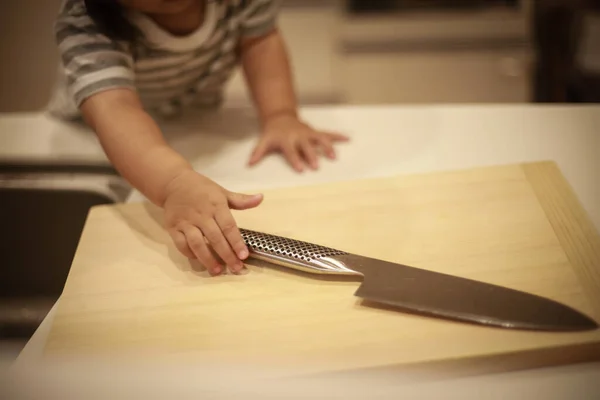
[48,0,349,276]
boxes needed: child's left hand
[248,114,349,172]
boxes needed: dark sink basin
[0,161,131,339]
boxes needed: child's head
[84,0,198,41]
[118,0,198,14]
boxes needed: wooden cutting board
[42,161,600,377]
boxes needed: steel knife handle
[240,228,360,276]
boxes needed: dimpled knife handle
[240,228,359,275]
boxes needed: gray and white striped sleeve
[54,2,136,107]
[240,0,281,38]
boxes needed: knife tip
[477,307,599,332]
[561,313,599,332]
[536,303,599,332]
[357,295,600,332]
[500,315,598,332]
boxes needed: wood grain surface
[523,162,600,316]
[42,162,600,376]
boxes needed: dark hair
[84,0,139,42]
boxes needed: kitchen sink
[0,161,131,340]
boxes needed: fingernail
[239,248,248,259]
[212,266,222,275]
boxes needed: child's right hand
[162,169,263,275]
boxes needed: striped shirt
[47,0,280,119]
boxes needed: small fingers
[325,131,350,142]
[248,138,272,166]
[313,136,336,160]
[169,229,195,259]
[199,218,243,273]
[299,139,319,170]
[282,141,305,172]
[214,209,249,262]
[183,225,222,275]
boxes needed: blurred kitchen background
[1,0,600,113]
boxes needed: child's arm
[53,1,260,275]
[240,28,298,127]
[239,9,348,172]
[81,89,190,207]
[80,88,262,275]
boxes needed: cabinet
[340,48,532,104]
[337,5,534,104]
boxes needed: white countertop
[3,104,600,398]
[3,105,597,226]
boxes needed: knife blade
[240,228,598,332]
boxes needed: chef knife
[240,228,598,332]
